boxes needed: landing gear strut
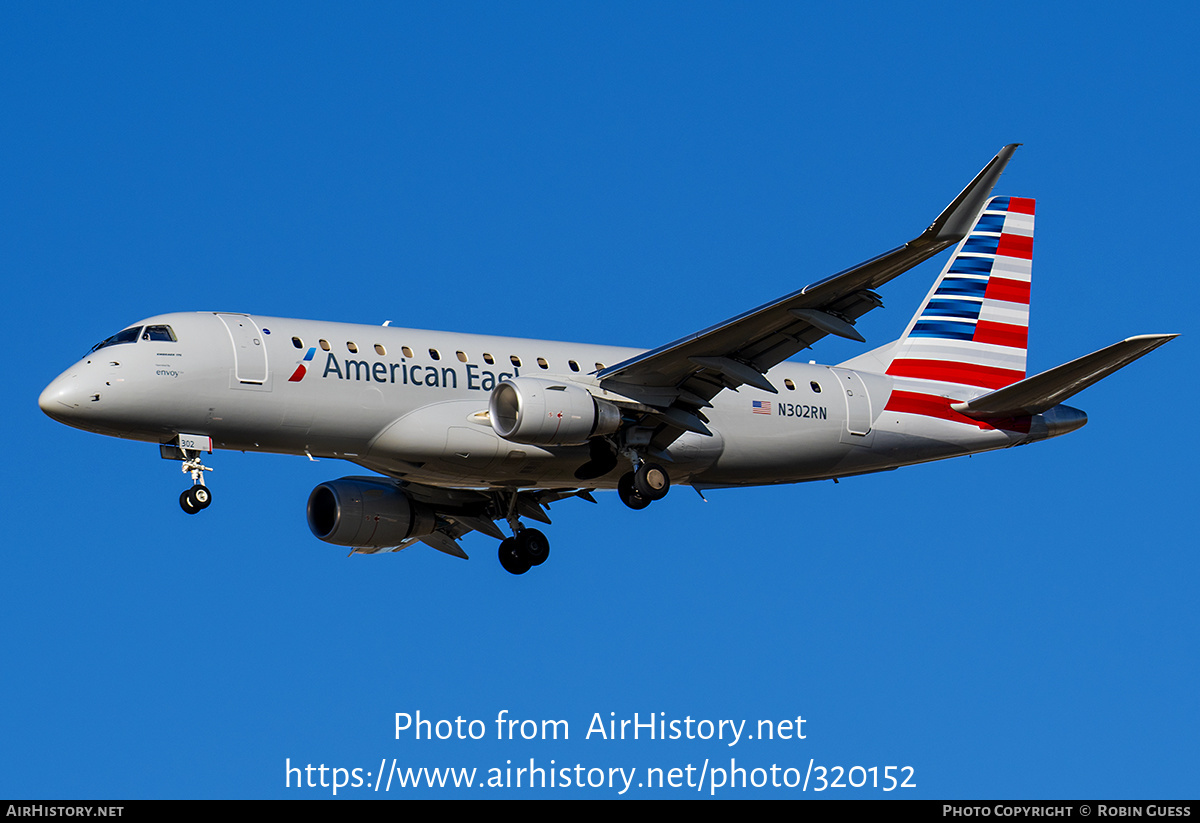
[178,451,214,514]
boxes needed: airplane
[38,145,1175,574]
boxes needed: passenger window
[456,350,468,363]
[483,353,495,365]
[595,362,605,371]
[319,339,331,352]
[510,355,522,367]
[374,344,386,356]
[537,357,548,370]
[785,379,795,391]
[429,349,441,361]
[402,346,413,358]
[347,342,359,353]
[569,360,580,372]
[292,337,304,349]
[810,382,822,393]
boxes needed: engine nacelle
[307,477,436,548]
[488,377,622,446]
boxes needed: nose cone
[39,370,89,425]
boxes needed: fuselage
[38,311,1085,492]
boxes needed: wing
[594,145,1020,451]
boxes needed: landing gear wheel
[498,538,532,575]
[180,488,200,514]
[515,528,550,567]
[178,489,200,515]
[618,472,651,510]
[634,463,670,501]
[191,486,212,509]
[180,486,213,513]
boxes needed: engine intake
[307,477,436,549]
[488,377,621,446]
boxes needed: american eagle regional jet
[39,146,1174,574]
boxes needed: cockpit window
[142,325,177,342]
[90,326,142,352]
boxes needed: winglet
[922,144,1020,243]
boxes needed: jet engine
[488,377,622,446]
[307,477,436,549]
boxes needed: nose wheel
[180,485,213,514]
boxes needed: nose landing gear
[178,452,214,514]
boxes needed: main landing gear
[617,461,670,510]
[179,452,214,515]
[496,489,552,575]
[497,528,550,575]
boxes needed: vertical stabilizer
[883,196,1035,400]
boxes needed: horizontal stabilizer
[951,334,1176,418]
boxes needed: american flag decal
[752,400,772,414]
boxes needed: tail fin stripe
[934,277,989,297]
[989,256,1032,280]
[925,299,984,319]
[949,257,995,275]
[886,359,1025,390]
[911,320,976,340]
[986,196,1036,216]
[1005,196,1036,215]
[995,233,1034,259]
[974,321,1028,349]
[894,340,1026,371]
[973,213,1007,232]
[984,278,1031,304]
[962,236,1001,254]
[978,302,1029,326]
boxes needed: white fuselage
[39,311,1079,492]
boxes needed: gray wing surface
[595,145,1020,450]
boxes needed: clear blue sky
[3,3,1196,798]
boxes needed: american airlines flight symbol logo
[288,348,317,382]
